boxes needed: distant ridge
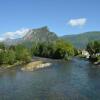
[61,31,100,48]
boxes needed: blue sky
[0,0,100,40]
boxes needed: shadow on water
[0,57,100,100]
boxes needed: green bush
[7,50,16,65]
[0,44,32,65]
[0,50,16,65]
[31,40,74,59]
[87,40,100,55]
[15,44,31,63]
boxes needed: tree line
[31,40,74,60]
[0,40,75,66]
[0,44,31,65]
[86,40,100,62]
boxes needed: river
[0,58,100,100]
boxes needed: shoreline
[0,57,64,72]
[77,54,100,66]
[0,61,24,72]
[0,57,100,72]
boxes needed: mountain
[3,27,100,48]
[61,31,100,48]
[4,26,58,46]
[23,26,57,43]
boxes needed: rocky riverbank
[89,55,100,66]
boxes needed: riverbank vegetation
[0,40,75,67]
[86,40,100,64]
[31,40,74,60]
[0,43,31,66]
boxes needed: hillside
[61,31,100,48]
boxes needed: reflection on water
[0,58,100,100]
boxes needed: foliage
[0,39,74,66]
[0,44,31,66]
[6,50,16,64]
[31,39,74,59]
[0,51,5,64]
[0,42,5,50]
[0,50,16,65]
[86,40,100,63]
[53,40,74,59]
[15,44,31,63]
[86,40,100,55]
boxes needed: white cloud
[0,28,30,41]
[5,28,30,39]
[68,18,87,27]
[0,37,4,41]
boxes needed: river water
[0,58,100,100]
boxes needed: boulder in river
[21,61,52,71]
